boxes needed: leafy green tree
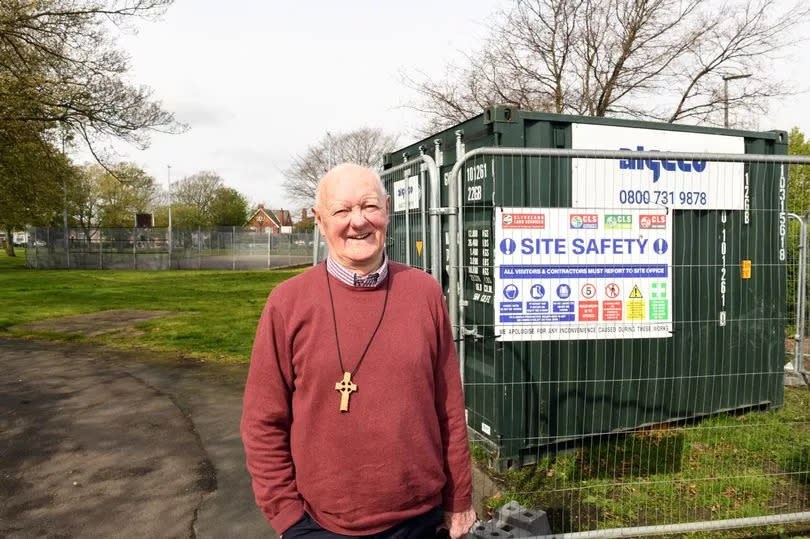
[293,218,315,233]
[172,171,223,223]
[785,127,810,331]
[0,130,76,255]
[788,127,810,215]
[164,204,206,229]
[72,163,156,229]
[209,187,249,226]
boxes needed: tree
[293,217,315,233]
[0,130,76,255]
[209,187,249,226]
[406,0,810,132]
[69,162,156,237]
[788,127,810,215]
[0,0,181,157]
[283,128,398,204]
[170,171,224,226]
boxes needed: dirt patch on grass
[11,309,180,337]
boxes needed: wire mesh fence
[441,149,810,536]
[24,227,321,270]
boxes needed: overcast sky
[96,0,810,213]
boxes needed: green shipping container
[383,107,788,468]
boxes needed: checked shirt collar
[326,254,389,288]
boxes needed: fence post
[167,226,171,270]
[232,226,236,271]
[267,230,271,269]
[34,228,39,269]
[198,226,201,270]
[312,226,321,265]
[99,230,103,269]
[799,213,809,373]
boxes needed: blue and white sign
[571,124,745,210]
[393,176,420,212]
[495,207,673,341]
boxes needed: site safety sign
[494,207,673,341]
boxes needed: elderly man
[241,163,475,538]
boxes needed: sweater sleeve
[240,295,305,534]
[432,288,473,512]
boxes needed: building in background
[245,202,293,234]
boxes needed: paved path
[0,338,275,538]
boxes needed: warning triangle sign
[629,285,643,299]
[416,240,423,256]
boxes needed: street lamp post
[723,73,752,128]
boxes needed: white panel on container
[571,124,745,210]
[393,176,420,212]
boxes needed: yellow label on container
[741,259,752,279]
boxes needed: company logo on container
[570,214,598,229]
[502,213,545,229]
[640,214,667,229]
[619,145,707,183]
[605,214,632,230]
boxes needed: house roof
[245,205,294,228]
[245,206,279,228]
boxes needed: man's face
[314,167,389,273]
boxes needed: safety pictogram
[605,283,620,298]
[651,282,667,299]
[581,283,596,299]
[629,284,643,299]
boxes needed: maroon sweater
[240,262,472,535]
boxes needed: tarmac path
[0,338,274,538]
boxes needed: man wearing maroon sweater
[241,163,476,538]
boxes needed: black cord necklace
[325,262,390,413]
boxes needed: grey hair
[314,163,387,209]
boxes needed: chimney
[301,208,308,221]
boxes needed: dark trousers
[283,507,445,539]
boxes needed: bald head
[312,163,390,274]
[314,163,387,211]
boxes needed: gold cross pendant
[335,371,357,412]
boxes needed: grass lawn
[0,248,301,362]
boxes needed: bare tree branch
[405,0,810,128]
[0,0,183,162]
[283,128,399,205]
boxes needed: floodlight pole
[723,73,752,128]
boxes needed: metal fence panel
[444,148,810,536]
[25,227,317,271]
